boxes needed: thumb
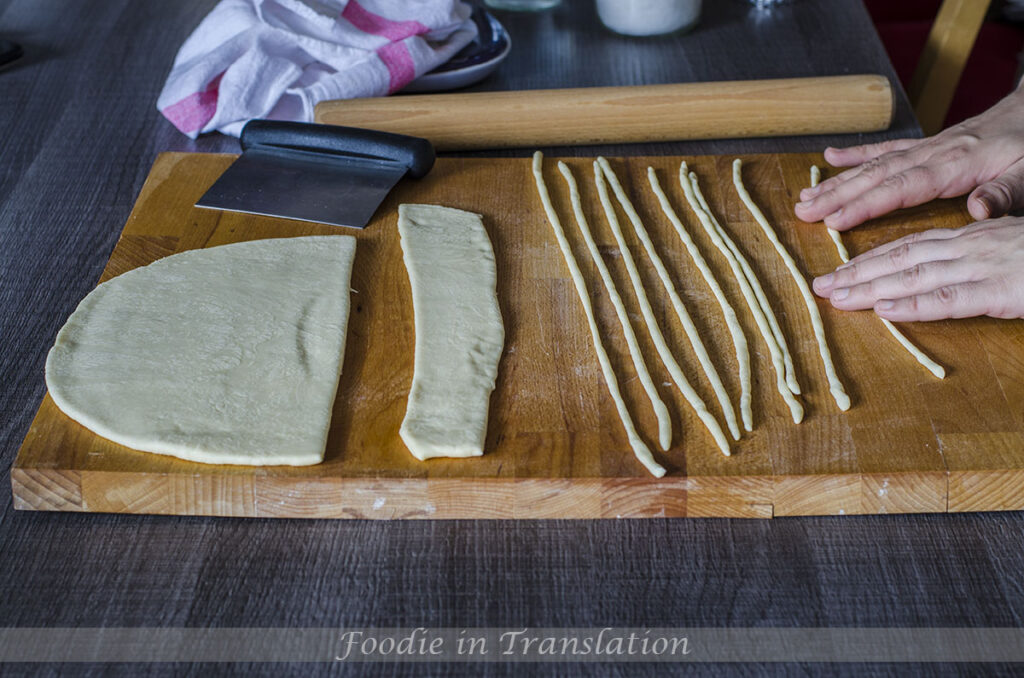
[969,159,1024,220]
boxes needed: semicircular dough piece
[45,236,357,466]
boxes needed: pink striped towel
[158,0,476,138]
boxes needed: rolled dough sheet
[45,236,358,466]
[398,204,505,461]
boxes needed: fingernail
[877,300,895,311]
[817,273,834,287]
[824,209,843,227]
[832,287,849,301]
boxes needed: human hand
[795,86,1024,230]
[811,217,1024,321]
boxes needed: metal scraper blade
[196,146,408,229]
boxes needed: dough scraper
[196,120,435,228]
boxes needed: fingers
[813,236,959,297]
[822,139,920,168]
[825,165,955,230]
[798,166,860,204]
[968,158,1024,220]
[812,217,1024,321]
[841,221,989,266]
[874,282,995,321]
[797,139,921,204]
[824,259,969,311]
[795,151,930,227]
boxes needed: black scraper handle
[240,120,435,179]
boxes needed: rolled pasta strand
[594,160,732,456]
[680,164,804,423]
[647,168,753,432]
[810,165,945,379]
[597,156,739,448]
[558,161,673,451]
[688,172,801,396]
[811,165,851,261]
[532,152,666,477]
[733,158,852,411]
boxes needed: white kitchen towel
[158,0,476,138]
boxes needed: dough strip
[811,165,852,261]
[810,165,945,379]
[532,153,666,477]
[597,157,738,448]
[398,205,505,461]
[559,162,673,451]
[689,173,801,396]
[680,164,804,423]
[733,158,852,411]
[594,161,732,456]
[648,167,753,432]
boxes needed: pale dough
[397,204,505,460]
[733,159,852,411]
[594,160,732,456]
[689,172,801,397]
[45,236,357,466]
[810,165,945,379]
[811,165,851,261]
[598,157,737,448]
[648,167,753,433]
[681,165,804,424]
[558,162,673,451]
[533,153,666,477]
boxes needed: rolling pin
[313,74,893,151]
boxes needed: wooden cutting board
[12,152,1024,519]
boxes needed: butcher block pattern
[13,152,1024,518]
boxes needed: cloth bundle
[158,0,476,138]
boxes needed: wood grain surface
[314,75,894,151]
[14,150,1024,519]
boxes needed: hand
[794,85,1024,230]
[811,217,1024,321]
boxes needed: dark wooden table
[1,0,1020,675]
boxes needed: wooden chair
[908,0,993,135]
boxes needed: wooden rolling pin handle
[314,75,894,152]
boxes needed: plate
[402,8,511,93]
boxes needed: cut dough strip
[680,164,804,423]
[648,167,753,432]
[597,157,736,450]
[533,153,666,477]
[733,158,852,411]
[398,204,505,461]
[810,165,945,379]
[594,160,732,456]
[558,162,673,451]
[688,172,801,397]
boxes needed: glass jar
[596,0,701,37]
